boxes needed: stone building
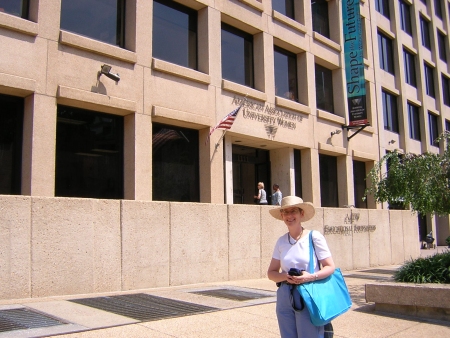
[0,0,448,299]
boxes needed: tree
[364,132,450,216]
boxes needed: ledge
[313,32,341,52]
[366,282,450,322]
[152,105,211,129]
[57,85,136,116]
[272,11,307,34]
[152,58,211,85]
[318,142,347,156]
[352,150,377,161]
[275,96,310,115]
[0,72,36,97]
[0,12,38,36]
[222,79,267,102]
[238,0,264,12]
[59,30,137,64]
[317,109,345,124]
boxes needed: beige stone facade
[0,0,448,299]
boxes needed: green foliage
[365,132,450,215]
[394,251,450,284]
[446,236,450,246]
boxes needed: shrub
[394,251,450,284]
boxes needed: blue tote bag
[297,231,352,326]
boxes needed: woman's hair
[273,184,279,189]
[258,182,264,189]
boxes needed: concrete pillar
[270,148,292,199]
[301,147,320,205]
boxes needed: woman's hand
[286,272,316,284]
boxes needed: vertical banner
[342,1,367,126]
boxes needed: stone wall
[0,195,420,300]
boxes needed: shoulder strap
[308,230,321,273]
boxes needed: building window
[319,154,338,207]
[445,119,450,132]
[408,103,421,141]
[153,123,199,202]
[272,0,294,19]
[294,149,302,198]
[435,0,443,19]
[428,112,439,146]
[403,49,416,87]
[153,0,197,70]
[0,94,23,195]
[55,106,124,199]
[378,31,395,75]
[437,30,447,62]
[315,64,334,113]
[443,74,450,106]
[375,0,390,19]
[312,0,329,39]
[382,90,399,133]
[221,23,254,88]
[0,0,29,19]
[399,0,412,36]
[424,63,435,98]
[274,46,298,102]
[60,0,125,47]
[353,160,367,209]
[420,16,431,50]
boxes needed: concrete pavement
[1,261,449,338]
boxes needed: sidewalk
[1,265,449,338]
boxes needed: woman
[254,182,268,205]
[267,196,335,338]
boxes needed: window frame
[428,112,439,146]
[375,0,390,19]
[442,74,450,106]
[272,0,295,20]
[382,90,399,133]
[312,0,330,39]
[152,0,198,70]
[407,102,421,141]
[437,30,447,63]
[0,0,30,19]
[378,31,395,75]
[319,154,339,208]
[274,45,298,102]
[315,63,334,113]
[424,63,435,98]
[221,23,254,88]
[399,0,412,36]
[420,16,431,50]
[403,48,416,87]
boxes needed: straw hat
[269,196,316,222]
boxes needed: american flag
[206,106,241,144]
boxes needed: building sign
[342,0,367,126]
[324,212,376,235]
[232,96,303,139]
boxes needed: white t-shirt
[272,230,331,274]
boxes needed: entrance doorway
[232,145,270,204]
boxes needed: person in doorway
[254,182,268,205]
[267,196,336,338]
[272,184,282,205]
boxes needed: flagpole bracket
[343,123,370,141]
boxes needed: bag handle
[308,231,315,274]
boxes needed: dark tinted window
[294,149,302,198]
[274,46,298,102]
[378,31,395,75]
[55,106,124,199]
[221,23,254,88]
[443,74,450,106]
[403,49,416,87]
[319,154,338,207]
[399,0,412,35]
[424,63,435,98]
[0,0,29,19]
[272,0,295,19]
[312,0,329,38]
[382,90,398,132]
[153,0,197,69]
[437,30,447,62]
[375,0,390,19]
[153,123,199,202]
[428,112,439,146]
[315,64,334,112]
[408,103,421,141]
[420,16,431,50]
[60,0,125,47]
[435,0,443,19]
[0,94,23,195]
[353,160,367,209]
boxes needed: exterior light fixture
[388,140,396,145]
[98,64,120,82]
[331,129,342,136]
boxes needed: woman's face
[280,207,303,227]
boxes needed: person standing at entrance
[254,182,268,204]
[272,184,282,205]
